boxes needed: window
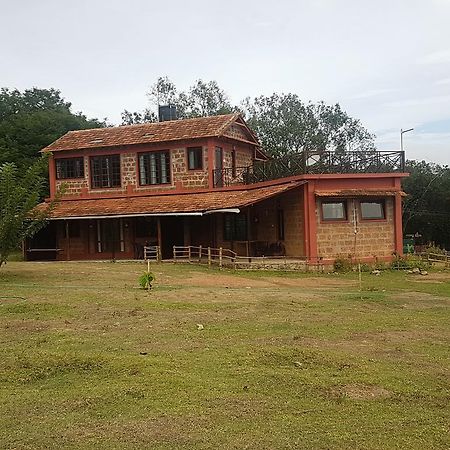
[277,210,285,240]
[56,157,84,179]
[187,147,203,170]
[360,200,385,220]
[90,155,121,188]
[224,214,247,241]
[322,201,347,221]
[139,151,170,185]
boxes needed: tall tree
[241,93,376,157]
[0,157,57,267]
[402,160,450,249]
[0,88,105,169]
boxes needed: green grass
[0,262,449,449]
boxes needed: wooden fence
[419,252,450,268]
[143,245,161,262]
[172,245,310,270]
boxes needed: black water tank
[158,105,177,122]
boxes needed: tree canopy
[242,93,376,157]
[0,88,105,169]
[122,77,376,157]
[402,160,450,249]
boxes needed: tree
[242,93,376,157]
[121,77,234,124]
[0,157,58,267]
[402,160,450,249]
[0,88,105,169]
[121,109,157,125]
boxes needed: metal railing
[213,150,406,187]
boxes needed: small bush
[139,272,154,290]
[334,256,353,273]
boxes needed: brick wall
[316,198,395,259]
[171,147,209,189]
[215,187,304,257]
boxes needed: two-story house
[28,113,407,265]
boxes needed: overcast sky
[2,0,450,164]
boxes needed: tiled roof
[40,182,303,219]
[43,113,255,152]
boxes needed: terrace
[213,149,406,187]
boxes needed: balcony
[213,150,406,187]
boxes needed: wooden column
[157,217,162,260]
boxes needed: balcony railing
[213,150,405,187]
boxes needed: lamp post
[400,128,414,153]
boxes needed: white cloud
[418,49,450,65]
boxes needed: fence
[172,245,311,271]
[419,252,450,269]
[143,245,161,262]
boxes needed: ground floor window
[321,201,347,221]
[360,200,385,220]
[96,219,124,253]
[224,214,247,241]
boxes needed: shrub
[139,272,154,290]
[334,256,353,273]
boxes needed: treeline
[0,79,448,248]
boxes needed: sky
[1,0,450,164]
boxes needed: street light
[400,128,414,153]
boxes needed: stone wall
[316,198,395,259]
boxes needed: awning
[38,181,304,220]
[315,189,406,198]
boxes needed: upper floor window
[360,200,385,220]
[90,155,121,189]
[322,201,347,221]
[56,157,84,179]
[187,147,203,170]
[139,151,170,185]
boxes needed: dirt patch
[181,271,353,289]
[333,384,391,400]
[408,272,450,283]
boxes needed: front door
[214,147,223,187]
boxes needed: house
[28,113,407,266]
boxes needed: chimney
[158,105,177,122]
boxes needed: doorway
[160,217,184,259]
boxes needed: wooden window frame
[138,150,171,186]
[360,199,386,221]
[90,154,121,189]
[56,157,84,180]
[187,147,203,171]
[320,200,348,222]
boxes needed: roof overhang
[315,189,407,197]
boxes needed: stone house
[29,113,407,265]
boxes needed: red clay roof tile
[43,113,257,152]
[40,182,303,219]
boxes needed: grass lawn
[0,261,449,449]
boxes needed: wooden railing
[144,245,161,262]
[172,245,310,270]
[419,252,450,268]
